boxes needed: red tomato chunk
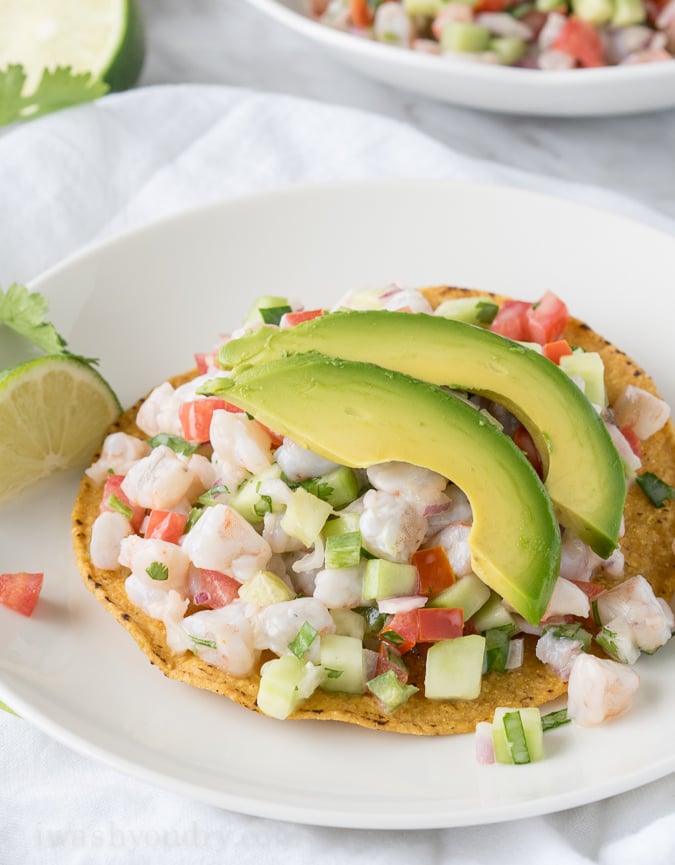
[145,510,188,544]
[0,572,44,617]
[179,398,227,443]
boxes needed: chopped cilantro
[475,301,499,324]
[189,635,217,650]
[148,433,199,456]
[107,494,132,521]
[0,64,108,127]
[197,484,230,506]
[288,621,319,659]
[541,708,570,732]
[146,561,169,582]
[253,494,273,518]
[636,472,675,508]
[186,506,204,531]
[259,305,292,325]
[379,629,405,648]
[324,668,343,679]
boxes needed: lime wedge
[0,0,144,92]
[0,355,121,503]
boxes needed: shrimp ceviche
[309,0,675,69]
[73,285,675,763]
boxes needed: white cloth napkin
[1,85,675,865]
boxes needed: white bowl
[246,0,675,116]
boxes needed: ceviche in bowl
[246,0,675,113]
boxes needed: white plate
[1,180,675,829]
[246,0,675,116]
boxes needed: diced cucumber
[237,570,295,606]
[612,0,646,25]
[256,655,323,720]
[323,512,361,537]
[428,573,491,619]
[433,297,499,327]
[492,707,544,764]
[484,625,516,673]
[230,463,282,524]
[424,635,486,700]
[440,21,491,53]
[325,531,362,570]
[490,36,527,65]
[281,486,333,546]
[367,670,419,713]
[469,590,515,633]
[572,0,614,23]
[244,295,291,325]
[311,466,360,509]
[560,351,607,408]
[402,0,446,15]
[320,634,366,694]
[331,608,366,640]
[362,559,418,601]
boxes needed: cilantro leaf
[146,561,169,582]
[0,64,109,127]
[0,283,97,363]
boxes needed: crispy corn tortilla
[72,287,675,735]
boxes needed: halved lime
[0,355,121,503]
[0,0,144,92]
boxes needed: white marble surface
[137,0,675,226]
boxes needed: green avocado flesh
[203,353,560,625]
[220,311,625,558]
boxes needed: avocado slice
[202,353,560,625]
[219,311,625,558]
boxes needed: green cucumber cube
[428,573,491,619]
[367,670,419,714]
[324,531,362,570]
[560,351,607,408]
[230,463,282,524]
[245,294,291,325]
[469,590,515,632]
[434,296,499,326]
[281,486,333,546]
[323,512,361,537]
[362,559,418,601]
[440,21,491,53]
[331,608,366,640]
[257,656,322,720]
[320,634,366,694]
[492,707,544,764]
[313,466,360,509]
[424,635,486,700]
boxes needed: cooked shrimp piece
[543,578,591,621]
[121,445,194,510]
[313,565,364,609]
[559,532,604,582]
[428,522,473,577]
[366,461,448,512]
[612,385,671,440]
[89,511,133,570]
[535,629,584,681]
[359,489,427,563]
[256,597,335,664]
[262,512,306,554]
[596,575,674,653]
[210,409,274,488]
[125,576,190,653]
[86,432,151,483]
[182,603,259,677]
[567,654,639,726]
[181,503,272,581]
[119,535,191,592]
[135,382,176,436]
[274,438,339,482]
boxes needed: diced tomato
[474,0,509,10]
[280,309,324,328]
[417,607,464,642]
[0,572,44,617]
[412,546,456,596]
[379,610,419,654]
[256,421,284,449]
[375,642,409,683]
[525,291,569,345]
[179,398,227,443]
[192,569,242,608]
[489,300,531,341]
[543,339,573,365]
[513,424,544,479]
[350,0,374,27]
[101,474,145,531]
[620,425,642,458]
[145,510,188,544]
[552,16,606,68]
